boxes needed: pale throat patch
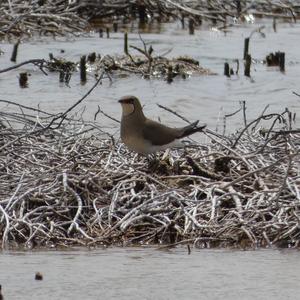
[121,103,135,116]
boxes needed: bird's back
[142,118,181,146]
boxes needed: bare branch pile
[0,103,299,250]
[1,1,299,38]
[0,51,214,83]
[92,53,215,82]
[76,0,300,22]
[0,0,88,38]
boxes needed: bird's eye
[119,97,135,104]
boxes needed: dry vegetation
[1,0,299,38]
[0,100,299,250]
[0,0,299,251]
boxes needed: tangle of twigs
[0,101,299,250]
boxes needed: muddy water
[0,247,299,300]
[0,19,299,134]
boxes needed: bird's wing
[142,119,180,146]
[178,120,206,138]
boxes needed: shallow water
[0,19,299,134]
[0,247,300,300]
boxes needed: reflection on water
[0,247,299,300]
[0,19,299,135]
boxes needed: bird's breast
[121,134,150,154]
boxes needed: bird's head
[118,95,143,117]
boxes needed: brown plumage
[119,95,206,154]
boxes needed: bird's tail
[179,121,206,138]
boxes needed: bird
[119,95,206,154]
